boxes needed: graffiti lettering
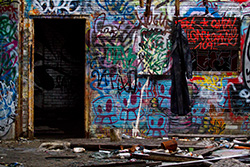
[0,81,17,137]
[0,5,18,21]
[178,17,240,50]
[137,28,171,75]
[91,68,137,93]
[0,16,17,43]
[135,10,171,34]
[0,0,18,6]
[191,75,223,91]
[95,0,134,20]
[33,0,80,14]
[106,45,136,69]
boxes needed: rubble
[1,135,250,166]
[210,158,248,167]
[38,141,71,152]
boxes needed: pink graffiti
[93,97,118,124]
[147,113,168,137]
[2,40,18,77]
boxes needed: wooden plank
[167,133,249,139]
[16,0,25,139]
[83,161,147,167]
[193,146,222,156]
[70,143,206,151]
[159,153,250,167]
[45,155,77,159]
[132,152,202,162]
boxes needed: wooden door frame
[17,15,90,139]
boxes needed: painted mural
[21,0,250,138]
[0,0,18,137]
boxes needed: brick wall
[16,0,250,138]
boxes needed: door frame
[17,15,91,139]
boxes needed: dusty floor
[0,137,166,167]
[0,138,94,167]
[0,137,249,167]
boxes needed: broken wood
[193,146,222,156]
[82,160,147,167]
[45,155,77,159]
[175,0,180,17]
[132,152,202,162]
[144,0,152,17]
[158,153,250,167]
[167,133,249,139]
[70,142,205,151]
[139,0,144,8]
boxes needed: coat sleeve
[181,28,192,79]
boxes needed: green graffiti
[140,28,170,74]
[106,44,136,69]
[0,16,17,43]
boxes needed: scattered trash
[2,135,250,166]
[161,139,177,153]
[121,134,131,139]
[0,162,24,167]
[110,128,122,142]
[117,152,131,158]
[211,149,250,157]
[210,158,248,167]
[128,144,144,153]
[73,147,85,153]
[38,141,71,152]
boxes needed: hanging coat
[170,22,192,116]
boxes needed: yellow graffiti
[208,104,225,134]
[192,75,223,91]
[208,118,226,134]
[0,0,16,6]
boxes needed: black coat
[170,22,192,116]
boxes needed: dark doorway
[34,19,85,138]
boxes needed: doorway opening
[34,19,85,138]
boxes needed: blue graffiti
[95,0,135,21]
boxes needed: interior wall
[34,19,85,137]
[16,0,250,138]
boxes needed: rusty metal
[161,140,177,152]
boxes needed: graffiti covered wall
[21,0,250,138]
[0,0,19,138]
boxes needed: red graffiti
[178,17,240,50]
[0,5,18,21]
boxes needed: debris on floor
[38,141,71,152]
[1,135,250,167]
[94,136,250,166]
[210,158,248,167]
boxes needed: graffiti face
[147,113,168,137]
[92,96,118,124]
